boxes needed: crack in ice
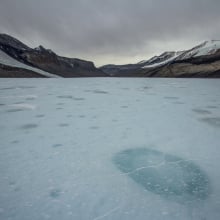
[93,206,120,220]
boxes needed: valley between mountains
[1,34,220,78]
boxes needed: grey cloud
[0,0,220,66]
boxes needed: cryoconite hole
[113,148,210,203]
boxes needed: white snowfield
[0,49,61,78]
[177,40,220,60]
[142,52,180,68]
[143,40,220,69]
[0,78,220,220]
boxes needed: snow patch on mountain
[177,40,220,60]
[142,40,220,69]
[0,49,61,78]
[142,52,182,68]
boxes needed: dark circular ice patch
[18,86,36,89]
[206,105,218,109]
[20,124,38,130]
[49,189,61,198]
[6,109,24,113]
[79,115,85,118]
[164,96,179,100]
[57,95,73,99]
[92,90,108,94]
[121,105,128,108]
[59,123,69,127]
[36,114,45,118]
[52,144,62,148]
[0,87,15,90]
[26,97,36,101]
[192,108,212,115]
[73,97,85,101]
[11,140,20,144]
[172,101,185,105]
[113,148,210,203]
[200,117,220,128]
[89,126,99,130]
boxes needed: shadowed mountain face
[0,34,106,78]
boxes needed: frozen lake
[0,78,220,220]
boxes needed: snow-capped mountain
[142,40,220,69]
[100,40,220,77]
[177,40,220,61]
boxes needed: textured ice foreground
[0,78,220,220]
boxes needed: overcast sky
[1,0,220,66]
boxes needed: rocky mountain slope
[0,34,106,78]
[100,40,220,77]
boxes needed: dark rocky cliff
[0,34,106,77]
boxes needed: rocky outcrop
[140,61,220,78]
[140,50,220,78]
[0,34,106,77]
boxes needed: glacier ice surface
[0,78,220,220]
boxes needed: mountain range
[1,33,220,78]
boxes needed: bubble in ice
[113,148,210,203]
